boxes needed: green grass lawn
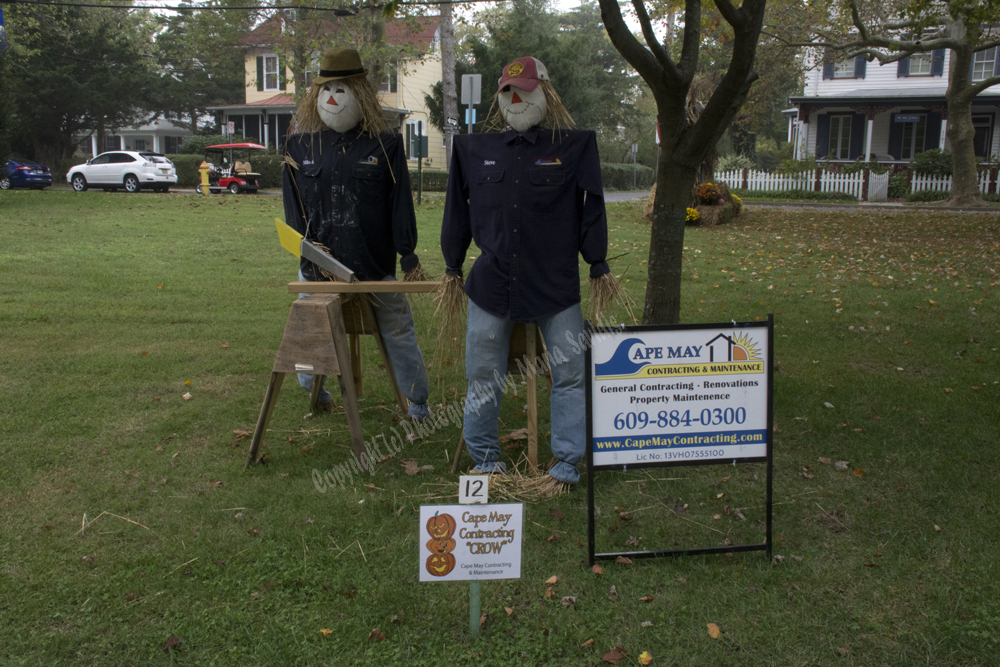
[1,189,998,666]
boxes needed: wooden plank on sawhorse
[450,322,551,474]
[245,292,408,469]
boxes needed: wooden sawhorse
[449,322,551,474]
[245,281,440,468]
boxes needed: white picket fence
[717,167,997,201]
[910,170,992,194]
[717,169,864,200]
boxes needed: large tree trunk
[646,151,697,324]
[944,46,984,207]
[440,2,458,166]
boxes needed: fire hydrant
[198,161,211,195]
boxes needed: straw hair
[293,75,389,136]
[483,80,576,133]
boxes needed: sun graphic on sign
[731,333,762,361]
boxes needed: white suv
[67,151,178,193]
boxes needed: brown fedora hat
[312,47,367,85]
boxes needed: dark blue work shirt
[283,129,419,282]
[441,127,609,320]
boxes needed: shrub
[694,182,723,205]
[755,138,790,172]
[717,153,754,173]
[778,154,817,175]
[730,188,856,202]
[600,162,655,191]
[905,189,949,202]
[685,207,699,223]
[408,170,449,192]
[841,159,890,175]
[167,153,284,188]
[888,172,910,198]
[911,149,952,176]
[179,134,248,155]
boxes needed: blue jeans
[463,300,586,484]
[297,273,429,419]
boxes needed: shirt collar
[503,125,540,145]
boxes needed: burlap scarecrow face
[497,56,549,132]
[317,81,363,133]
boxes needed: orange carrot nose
[512,91,522,104]
[327,96,338,105]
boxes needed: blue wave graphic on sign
[595,338,650,377]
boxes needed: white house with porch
[787,47,1000,165]
[79,116,193,156]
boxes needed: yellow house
[209,14,447,170]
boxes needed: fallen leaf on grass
[82,555,94,565]
[547,534,560,542]
[818,457,831,464]
[641,621,653,628]
[233,429,251,439]
[638,595,654,603]
[209,481,224,487]
[602,647,628,664]
[544,586,555,599]
[504,607,513,616]
[499,428,529,443]
[246,529,259,537]
[279,473,289,479]
[221,343,229,348]
[545,575,558,585]
[162,637,181,651]
[549,508,565,520]
[616,556,632,565]
[592,564,603,575]
[707,623,721,639]
[184,380,191,386]
[405,433,420,443]
[836,645,850,656]
[581,638,594,647]
[608,585,619,601]
[934,524,941,531]
[401,460,434,475]
[182,392,192,401]
[560,596,577,607]
[367,627,385,642]
[834,461,849,471]
[639,651,653,665]
[318,629,332,636]
[853,468,865,478]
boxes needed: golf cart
[197,143,267,194]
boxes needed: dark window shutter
[823,61,834,80]
[924,112,942,152]
[931,49,945,76]
[897,57,910,77]
[854,55,866,78]
[278,57,287,91]
[816,114,831,158]
[849,113,866,159]
[887,114,903,159]
[256,56,264,91]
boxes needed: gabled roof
[207,94,297,112]
[238,14,439,52]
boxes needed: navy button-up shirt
[441,127,609,320]
[283,129,419,282]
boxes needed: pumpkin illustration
[426,537,456,554]
[426,552,456,577]
[426,512,456,539]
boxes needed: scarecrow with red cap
[440,56,619,496]
[283,46,430,420]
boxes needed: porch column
[91,135,98,156]
[865,117,873,161]
[939,119,948,150]
[153,135,161,153]
[264,122,270,151]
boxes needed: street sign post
[461,74,482,135]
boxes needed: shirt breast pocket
[471,169,504,209]
[301,163,323,208]
[352,164,384,192]
[529,167,566,210]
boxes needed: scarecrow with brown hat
[440,56,620,495]
[283,46,430,419]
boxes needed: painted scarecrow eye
[336,87,346,94]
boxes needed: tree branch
[630,0,679,83]
[970,73,1000,97]
[597,0,670,96]
[713,0,744,29]
[677,0,700,81]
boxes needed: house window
[165,136,183,154]
[104,136,121,151]
[972,47,997,82]
[264,55,279,91]
[900,114,927,160]
[134,139,147,152]
[909,52,933,75]
[406,120,424,159]
[972,115,993,158]
[833,59,855,78]
[305,71,315,87]
[828,115,852,159]
[379,64,398,94]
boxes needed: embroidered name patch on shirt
[535,157,562,166]
[360,156,379,165]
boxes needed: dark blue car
[1,157,53,190]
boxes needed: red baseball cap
[496,56,550,94]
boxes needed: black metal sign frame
[586,315,774,564]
